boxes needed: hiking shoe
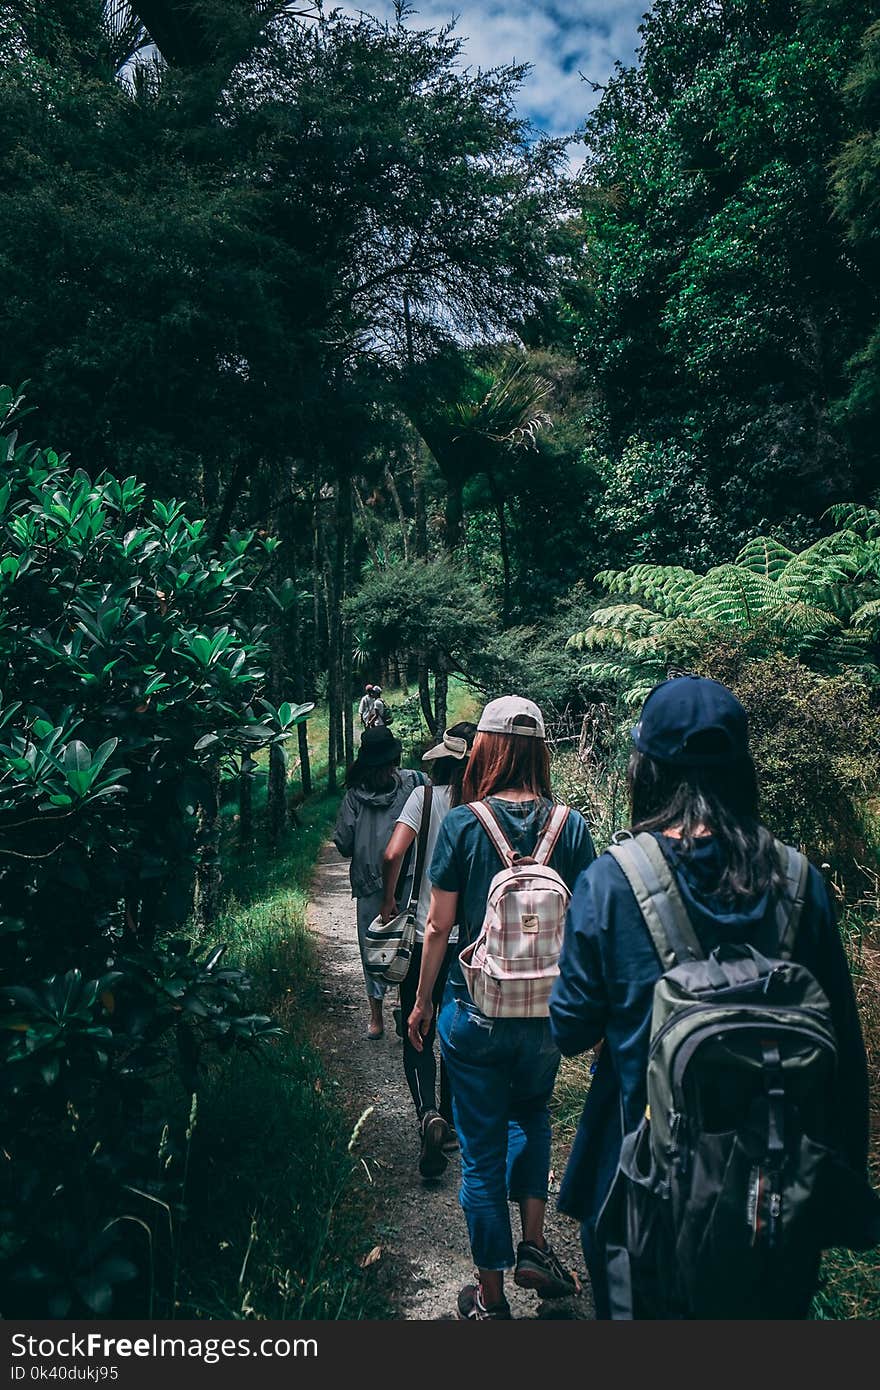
[392,1005,403,1039]
[418,1110,450,1180]
[457,1282,512,1320]
[441,1124,459,1155]
[514,1240,581,1299]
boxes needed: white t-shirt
[395,782,459,944]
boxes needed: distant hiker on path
[333,727,425,1038]
[381,722,477,1180]
[358,684,389,731]
[408,696,596,1320]
[358,684,377,729]
[550,675,876,1319]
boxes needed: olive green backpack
[596,831,878,1319]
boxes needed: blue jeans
[438,995,561,1270]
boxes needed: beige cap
[477,695,546,739]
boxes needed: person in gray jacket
[333,727,426,1038]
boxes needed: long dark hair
[628,748,783,900]
[344,761,400,793]
[428,721,477,807]
[462,718,552,802]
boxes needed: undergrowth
[160,788,392,1320]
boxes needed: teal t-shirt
[429,797,596,995]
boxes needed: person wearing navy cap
[549,675,871,1319]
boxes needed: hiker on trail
[549,675,875,1320]
[333,727,426,1039]
[357,684,390,731]
[380,722,478,1181]
[407,696,596,1320]
[358,684,379,730]
[370,686,389,728]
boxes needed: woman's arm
[380,822,417,922]
[407,887,457,1052]
[549,874,607,1056]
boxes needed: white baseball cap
[477,695,546,739]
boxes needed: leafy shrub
[0,387,309,1315]
[586,436,726,571]
[698,645,880,876]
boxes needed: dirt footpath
[307,842,593,1320]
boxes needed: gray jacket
[333,769,425,898]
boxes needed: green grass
[168,786,392,1320]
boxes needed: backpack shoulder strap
[534,804,570,867]
[607,832,703,969]
[773,840,809,959]
[470,800,515,867]
[406,785,433,911]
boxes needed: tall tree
[831,12,880,482]
[573,0,878,556]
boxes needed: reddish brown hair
[462,726,552,802]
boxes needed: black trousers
[398,942,455,1124]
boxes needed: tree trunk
[193,763,221,930]
[434,656,448,738]
[412,444,428,558]
[322,489,343,792]
[312,469,324,685]
[287,556,312,798]
[267,636,288,841]
[403,294,428,560]
[268,744,287,842]
[340,477,355,767]
[352,478,382,567]
[418,654,437,736]
[491,480,511,625]
[238,750,255,842]
[445,481,464,550]
[384,463,410,561]
[211,453,249,546]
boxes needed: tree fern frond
[572,602,667,634]
[735,536,795,579]
[850,598,880,630]
[573,515,880,700]
[824,504,880,540]
[596,563,699,616]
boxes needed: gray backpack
[596,831,876,1319]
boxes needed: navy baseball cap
[631,676,749,766]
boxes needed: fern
[570,514,880,699]
[735,536,795,580]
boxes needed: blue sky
[338,2,648,143]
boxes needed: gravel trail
[307,841,594,1320]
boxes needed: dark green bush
[699,644,880,875]
[0,388,309,1315]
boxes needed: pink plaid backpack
[458,800,571,1019]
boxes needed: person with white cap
[407,695,596,1319]
[380,721,477,1180]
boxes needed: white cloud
[334,1,647,139]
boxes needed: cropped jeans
[355,893,388,1001]
[438,993,561,1270]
